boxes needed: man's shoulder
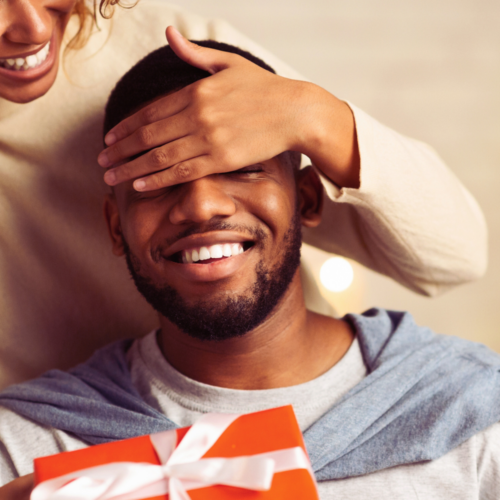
[348,308,500,369]
[318,421,500,499]
[0,406,87,484]
[307,308,500,481]
[0,341,131,482]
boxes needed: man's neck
[157,274,354,390]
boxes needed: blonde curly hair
[68,0,137,50]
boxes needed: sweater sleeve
[302,103,487,296]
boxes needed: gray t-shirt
[1,331,499,499]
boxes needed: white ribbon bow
[31,413,313,500]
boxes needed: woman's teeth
[0,42,51,71]
[181,243,244,264]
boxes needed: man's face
[106,155,310,339]
[105,114,322,341]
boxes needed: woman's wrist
[291,81,360,189]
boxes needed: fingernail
[134,180,146,191]
[104,170,116,185]
[98,152,110,168]
[105,133,117,146]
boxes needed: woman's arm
[98,15,487,296]
[303,104,487,296]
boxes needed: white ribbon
[31,413,314,500]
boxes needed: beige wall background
[176,0,500,350]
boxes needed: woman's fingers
[103,89,189,148]
[165,26,235,75]
[100,112,192,168]
[101,29,245,158]
[102,29,239,149]
[99,30,304,190]
[133,156,218,192]
[104,136,207,187]
[0,474,34,500]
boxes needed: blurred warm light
[320,257,354,292]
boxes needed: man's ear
[103,193,126,256]
[296,166,323,228]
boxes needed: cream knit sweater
[0,1,487,388]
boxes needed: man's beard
[124,211,302,342]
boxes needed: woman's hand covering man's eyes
[98,27,360,192]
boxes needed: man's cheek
[250,190,293,230]
[122,212,158,256]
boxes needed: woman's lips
[0,42,51,70]
[0,34,57,82]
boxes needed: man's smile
[180,242,245,264]
[159,230,258,263]
[149,230,260,282]
[162,244,256,282]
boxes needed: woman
[0,0,487,391]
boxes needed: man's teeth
[0,42,50,71]
[182,243,244,263]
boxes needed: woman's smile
[0,41,50,71]
[0,0,75,102]
[0,35,56,84]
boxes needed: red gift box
[33,405,319,500]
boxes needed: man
[0,42,499,499]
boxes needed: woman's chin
[0,64,59,104]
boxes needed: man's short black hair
[103,40,301,170]
[104,40,275,136]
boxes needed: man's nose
[1,1,53,47]
[169,176,237,225]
